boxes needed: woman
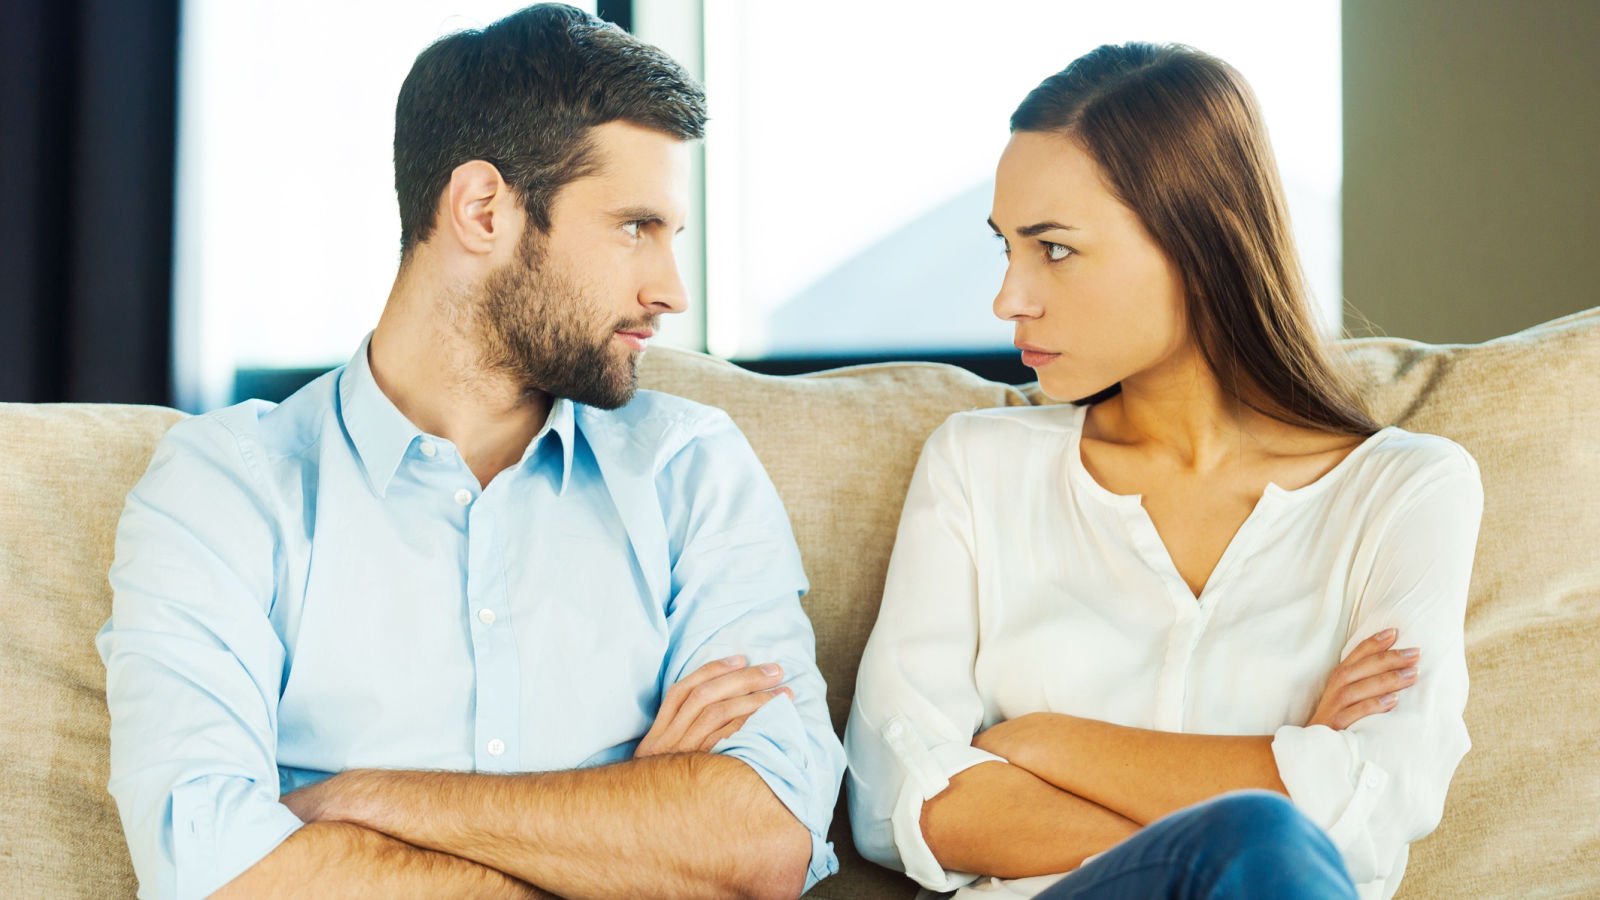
[845,43,1482,900]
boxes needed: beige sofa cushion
[0,403,183,898]
[636,350,1029,735]
[1337,308,1600,898]
[636,351,1028,900]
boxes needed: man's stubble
[474,231,653,411]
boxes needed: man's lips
[614,329,654,351]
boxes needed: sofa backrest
[1332,308,1600,897]
[1,307,1596,898]
[1,403,184,898]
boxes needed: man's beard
[472,233,652,410]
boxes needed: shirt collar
[339,333,577,497]
[525,393,577,495]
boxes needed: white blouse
[845,403,1483,900]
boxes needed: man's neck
[369,272,551,489]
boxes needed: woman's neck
[1089,343,1268,472]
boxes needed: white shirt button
[486,738,506,757]
[477,608,496,625]
[419,441,437,458]
[885,720,906,740]
[454,488,472,506]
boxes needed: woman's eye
[993,235,1010,256]
[622,221,642,238]
[1044,242,1073,262]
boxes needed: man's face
[474,121,691,409]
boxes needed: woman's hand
[1306,628,1420,730]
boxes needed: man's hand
[1307,628,1421,730]
[636,655,792,757]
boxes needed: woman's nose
[992,266,1041,321]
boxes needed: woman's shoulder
[1362,427,1480,481]
[1342,426,1483,510]
[939,402,1087,439]
[922,403,1084,462]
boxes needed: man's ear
[442,160,519,256]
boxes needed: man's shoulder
[587,388,731,428]
[577,389,740,458]
[157,369,343,475]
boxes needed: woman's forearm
[974,713,1288,826]
[920,760,1140,878]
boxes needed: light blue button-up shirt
[97,336,845,899]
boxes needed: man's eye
[992,234,1009,256]
[1044,242,1073,262]
[622,221,642,238]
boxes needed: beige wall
[1342,0,1600,343]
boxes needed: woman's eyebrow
[986,216,1080,237]
[1018,221,1080,237]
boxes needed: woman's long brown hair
[1012,43,1379,436]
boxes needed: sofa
[2,307,1597,898]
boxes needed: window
[174,1,1341,408]
[172,1,596,411]
[692,0,1343,359]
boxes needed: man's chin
[558,362,638,410]
[576,385,635,411]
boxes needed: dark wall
[1343,0,1600,343]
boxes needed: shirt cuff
[1272,724,1390,884]
[881,715,1007,892]
[713,694,844,893]
[171,775,304,900]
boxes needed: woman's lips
[1018,347,1060,368]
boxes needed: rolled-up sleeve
[844,419,1005,893]
[656,411,847,893]
[96,414,302,899]
[1272,450,1484,888]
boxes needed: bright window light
[701,0,1342,359]
[173,1,595,411]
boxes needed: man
[97,5,844,898]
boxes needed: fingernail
[1381,693,1398,707]
[723,655,745,667]
[1377,628,1397,641]
[1399,667,1418,679]
[759,663,781,677]
[1400,648,1420,659]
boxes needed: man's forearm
[974,713,1288,826]
[920,761,1139,878]
[312,753,810,900]
[212,820,548,899]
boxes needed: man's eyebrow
[606,205,666,223]
[606,205,687,234]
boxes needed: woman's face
[990,131,1191,401]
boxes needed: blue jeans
[1034,791,1357,899]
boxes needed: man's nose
[640,248,689,315]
